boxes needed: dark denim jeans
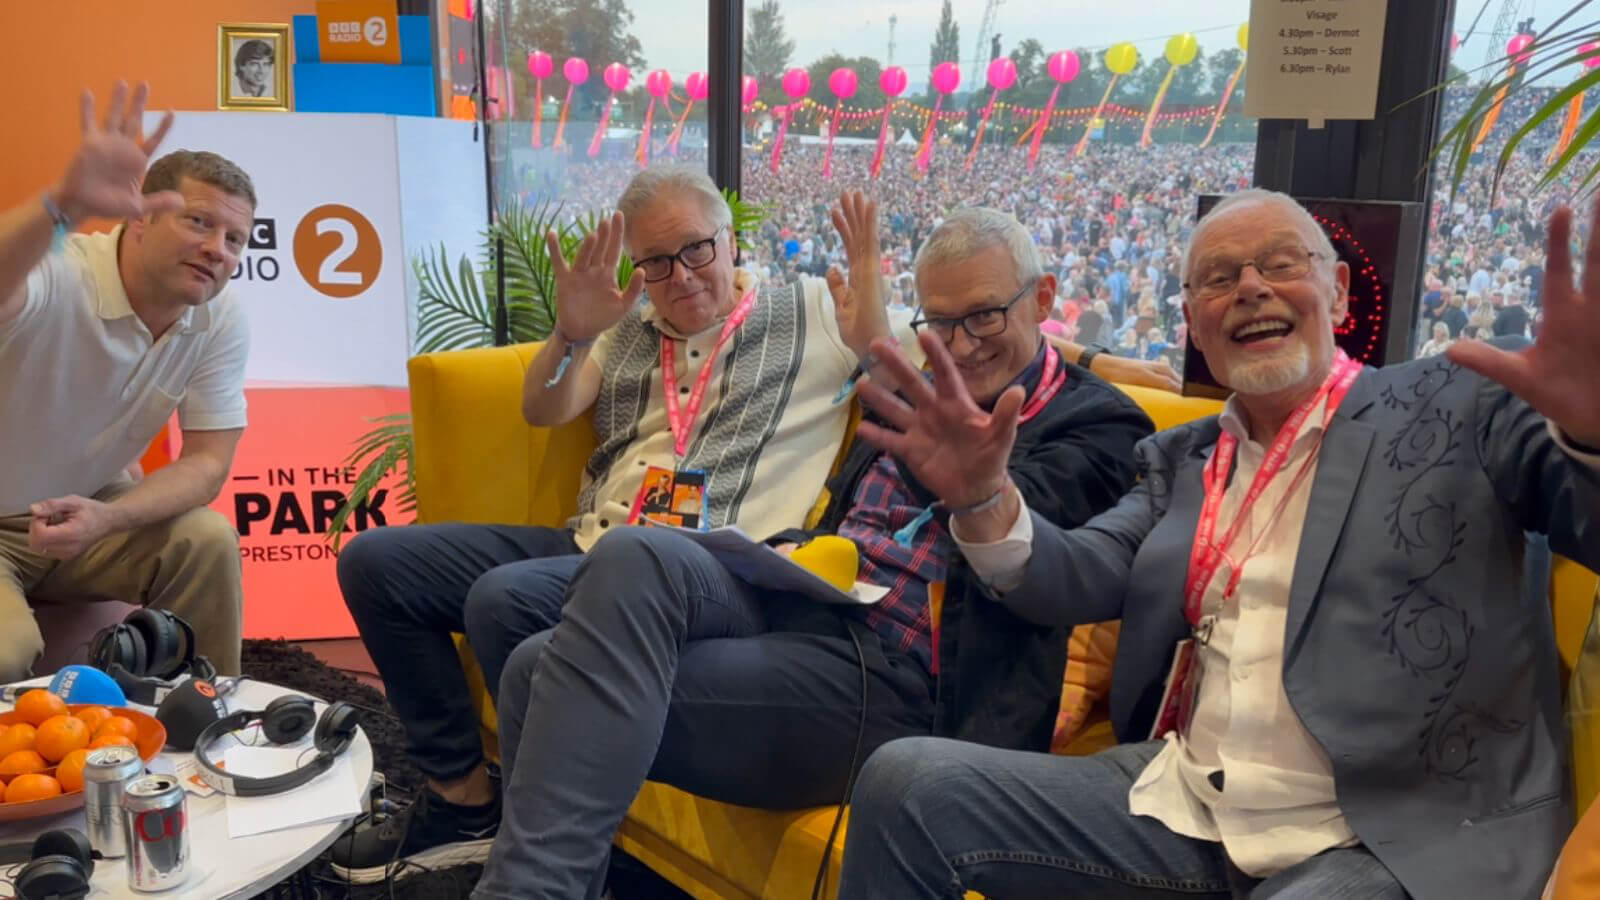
[838,737,1409,899]
[337,522,581,781]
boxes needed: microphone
[0,666,128,706]
[155,677,231,751]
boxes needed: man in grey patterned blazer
[837,188,1600,900]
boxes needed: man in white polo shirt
[0,83,251,681]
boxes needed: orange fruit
[55,749,89,792]
[0,749,48,779]
[4,773,62,803]
[74,706,113,734]
[88,734,135,750]
[0,723,36,758]
[34,715,90,763]
[94,717,138,741]
[14,690,67,726]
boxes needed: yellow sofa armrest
[408,342,596,527]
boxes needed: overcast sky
[621,1,1532,85]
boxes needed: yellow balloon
[1105,42,1139,75]
[1238,23,1249,52]
[1165,33,1199,67]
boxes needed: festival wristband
[41,192,73,249]
[544,328,596,388]
[945,478,1013,518]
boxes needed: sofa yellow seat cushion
[411,344,1597,900]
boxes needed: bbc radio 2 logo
[236,205,383,299]
[327,17,389,46]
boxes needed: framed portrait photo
[219,23,291,111]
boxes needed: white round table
[1,677,373,899]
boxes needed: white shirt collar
[1218,390,1334,449]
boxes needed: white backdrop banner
[148,112,485,387]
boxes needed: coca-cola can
[83,745,143,859]
[122,774,190,892]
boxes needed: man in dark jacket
[469,208,1154,899]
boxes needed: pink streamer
[822,100,843,178]
[588,95,616,158]
[964,88,1002,171]
[769,104,794,173]
[915,95,944,173]
[1026,84,1063,172]
[870,100,895,178]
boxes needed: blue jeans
[337,523,582,781]
[472,526,936,900]
[839,738,1409,899]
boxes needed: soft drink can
[83,745,143,859]
[123,773,190,891]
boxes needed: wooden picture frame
[219,23,292,111]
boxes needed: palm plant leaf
[414,244,496,352]
[326,412,414,549]
[724,188,772,252]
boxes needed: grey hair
[1181,188,1338,294]
[913,207,1044,287]
[615,164,731,248]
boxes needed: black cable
[811,625,870,900]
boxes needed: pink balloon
[879,66,908,98]
[931,61,960,94]
[564,58,590,84]
[986,57,1017,91]
[781,67,811,100]
[646,69,672,99]
[686,71,709,101]
[1450,33,1461,54]
[1583,41,1600,69]
[1508,33,1534,64]
[742,74,760,105]
[528,51,553,79]
[829,67,858,99]
[603,63,631,93]
[1047,50,1080,84]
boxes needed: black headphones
[192,696,358,797]
[11,829,94,900]
[88,609,217,704]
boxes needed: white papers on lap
[223,745,362,838]
[664,526,888,605]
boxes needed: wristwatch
[1076,342,1110,371]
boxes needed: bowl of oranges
[0,689,165,822]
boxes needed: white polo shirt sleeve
[1,251,74,344]
[178,296,249,431]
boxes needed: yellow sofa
[407,342,1599,900]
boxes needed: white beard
[1223,343,1311,395]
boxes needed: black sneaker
[327,788,501,884]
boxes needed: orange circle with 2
[292,204,383,298]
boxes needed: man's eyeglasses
[1183,245,1321,300]
[910,280,1036,343]
[632,227,726,283]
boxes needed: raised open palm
[826,191,889,357]
[854,331,1024,509]
[1448,200,1600,448]
[58,82,182,222]
[548,210,645,342]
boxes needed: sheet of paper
[223,744,361,839]
[665,526,886,605]
[1245,0,1388,123]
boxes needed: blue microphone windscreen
[48,665,128,707]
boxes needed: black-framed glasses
[632,226,726,283]
[1183,245,1322,300]
[910,280,1036,343]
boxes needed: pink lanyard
[1181,351,1362,626]
[1016,344,1067,425]
[660,289,758,458]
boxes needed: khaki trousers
[0,476,243,682]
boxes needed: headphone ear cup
[314,703,359,757]
[129,609,181,680]
[15,857,91,900]
[261,696,317,745]
[120,625,148,677]
[31,829,93,877]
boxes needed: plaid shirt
[836,453,949,675]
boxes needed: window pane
[1417,17,1548,359]
[481,0,710,218]
[740,1,1257,379]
